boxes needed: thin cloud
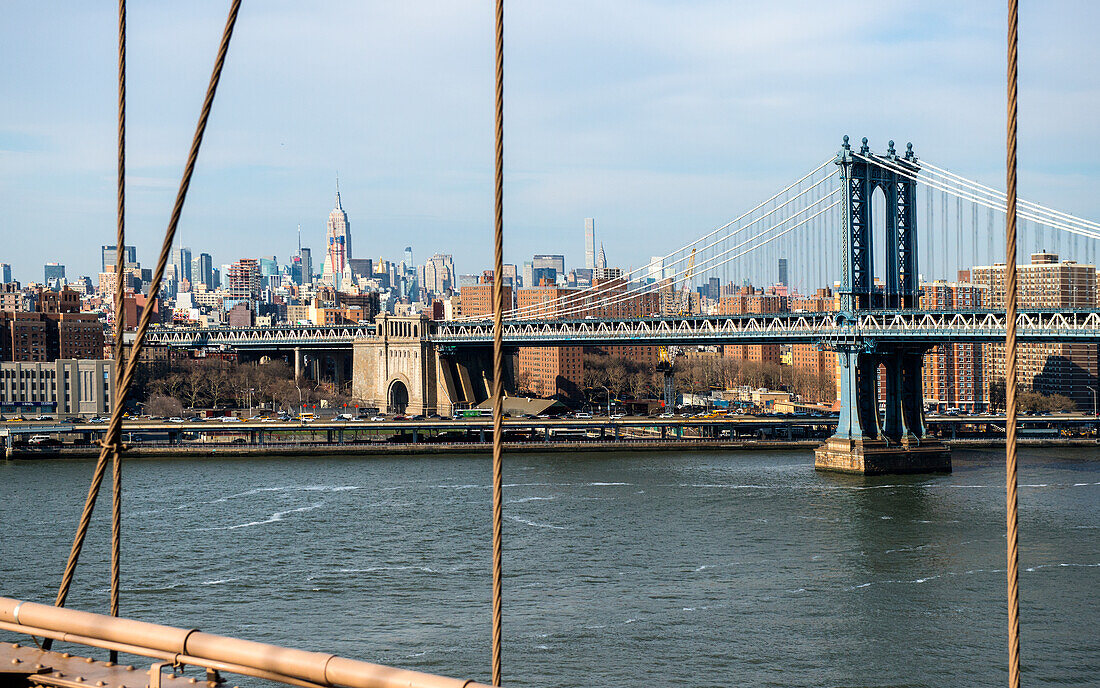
[0,1,1097,281]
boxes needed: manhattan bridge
[149,137,1100,472]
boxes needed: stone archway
[388,379,410,414]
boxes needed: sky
[1,1,1098,283]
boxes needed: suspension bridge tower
[815,137,951,474]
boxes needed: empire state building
[321,183,352,288]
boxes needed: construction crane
[681,247,696,315]
[656,345,677,412]
[655,248,695,412]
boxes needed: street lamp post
[599,385,611,417]
[294,382,303,418]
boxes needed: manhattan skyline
[2,1,1099,282]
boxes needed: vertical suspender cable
[108,0,126,664]
[50,0,241,623]
[1004,1,1022,686]
[490,0,505,684]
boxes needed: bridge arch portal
[387,378,410,414]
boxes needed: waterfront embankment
[6,437,1097,459]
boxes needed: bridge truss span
[145,323,375,349]
[432,309,1100,347]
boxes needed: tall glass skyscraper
[192,252,214,290]
[172,247,193,287]
[584,218,596,270]
[44,263,66,285]
[101,245,137,273]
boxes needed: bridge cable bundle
[1004,1,1022,685]
[107,0,126,664]
[495,194,841,322]
[854,153,1100,246]
[47,0,242,650]
[490,0,506,684]
[455,162,840,323]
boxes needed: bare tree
[146,394,183,417]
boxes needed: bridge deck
[144,309,1100,348]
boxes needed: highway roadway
[1,413,1097,436]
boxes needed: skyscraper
[192,252,214,290]
[404,247,413,267]
[44,263,66,285]
[299,247,313,286]
[584,218,596,270]
[647,256,664,282]
[259,256,279,277]
[530,255,565,288]
[777,258,788,287]
[421,254,455,295]
[101,245,137,273]
[225,258,261,307]
[0,264,11,283]
[322,181,352,288]
[172,247,193,288]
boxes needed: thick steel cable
[477,162,834,321]
[856,152,1100,242]
[504,171,836,319]
[462,176,838,323]
[922,159,1100,231]
[507,190,839,321]
[490,0,504,684]
[51,0,241,617]
[108,0,126,665]
[1004,1,1022,686]
[455,160,833,322]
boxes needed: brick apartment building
[514,282,584,399]
[920,279,988,412]
[0,287,104,363]
[583,277,661,370]
[460,271,514,320]
[972,252,1097,409]
[719,286,788,366]
[788,289,837,387]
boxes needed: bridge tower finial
[860,137,870,155]
[842,134,850,151]
[887,140,896,157]
[905,142,915,161]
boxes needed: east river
[1,448,1097,687]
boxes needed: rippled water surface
[1,448,1098,687]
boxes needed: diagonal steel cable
[50,0,242,621]
[490,0,505,684]
[106,0,127,663]
[1004,1,1022,686]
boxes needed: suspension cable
[509,192,840,322]
[108,0,126,665]
[856,152,1100,242]
[495,164,835,320]
[1004,1,1022,685]
[915,162,1100,237]
[464,174,838,323]
[50,0,242,622]
[921,159,1100,231]
[490,0,504,684]
[463,160,834,321]
[457,198,838,326]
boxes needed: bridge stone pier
[352,314,499,415]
